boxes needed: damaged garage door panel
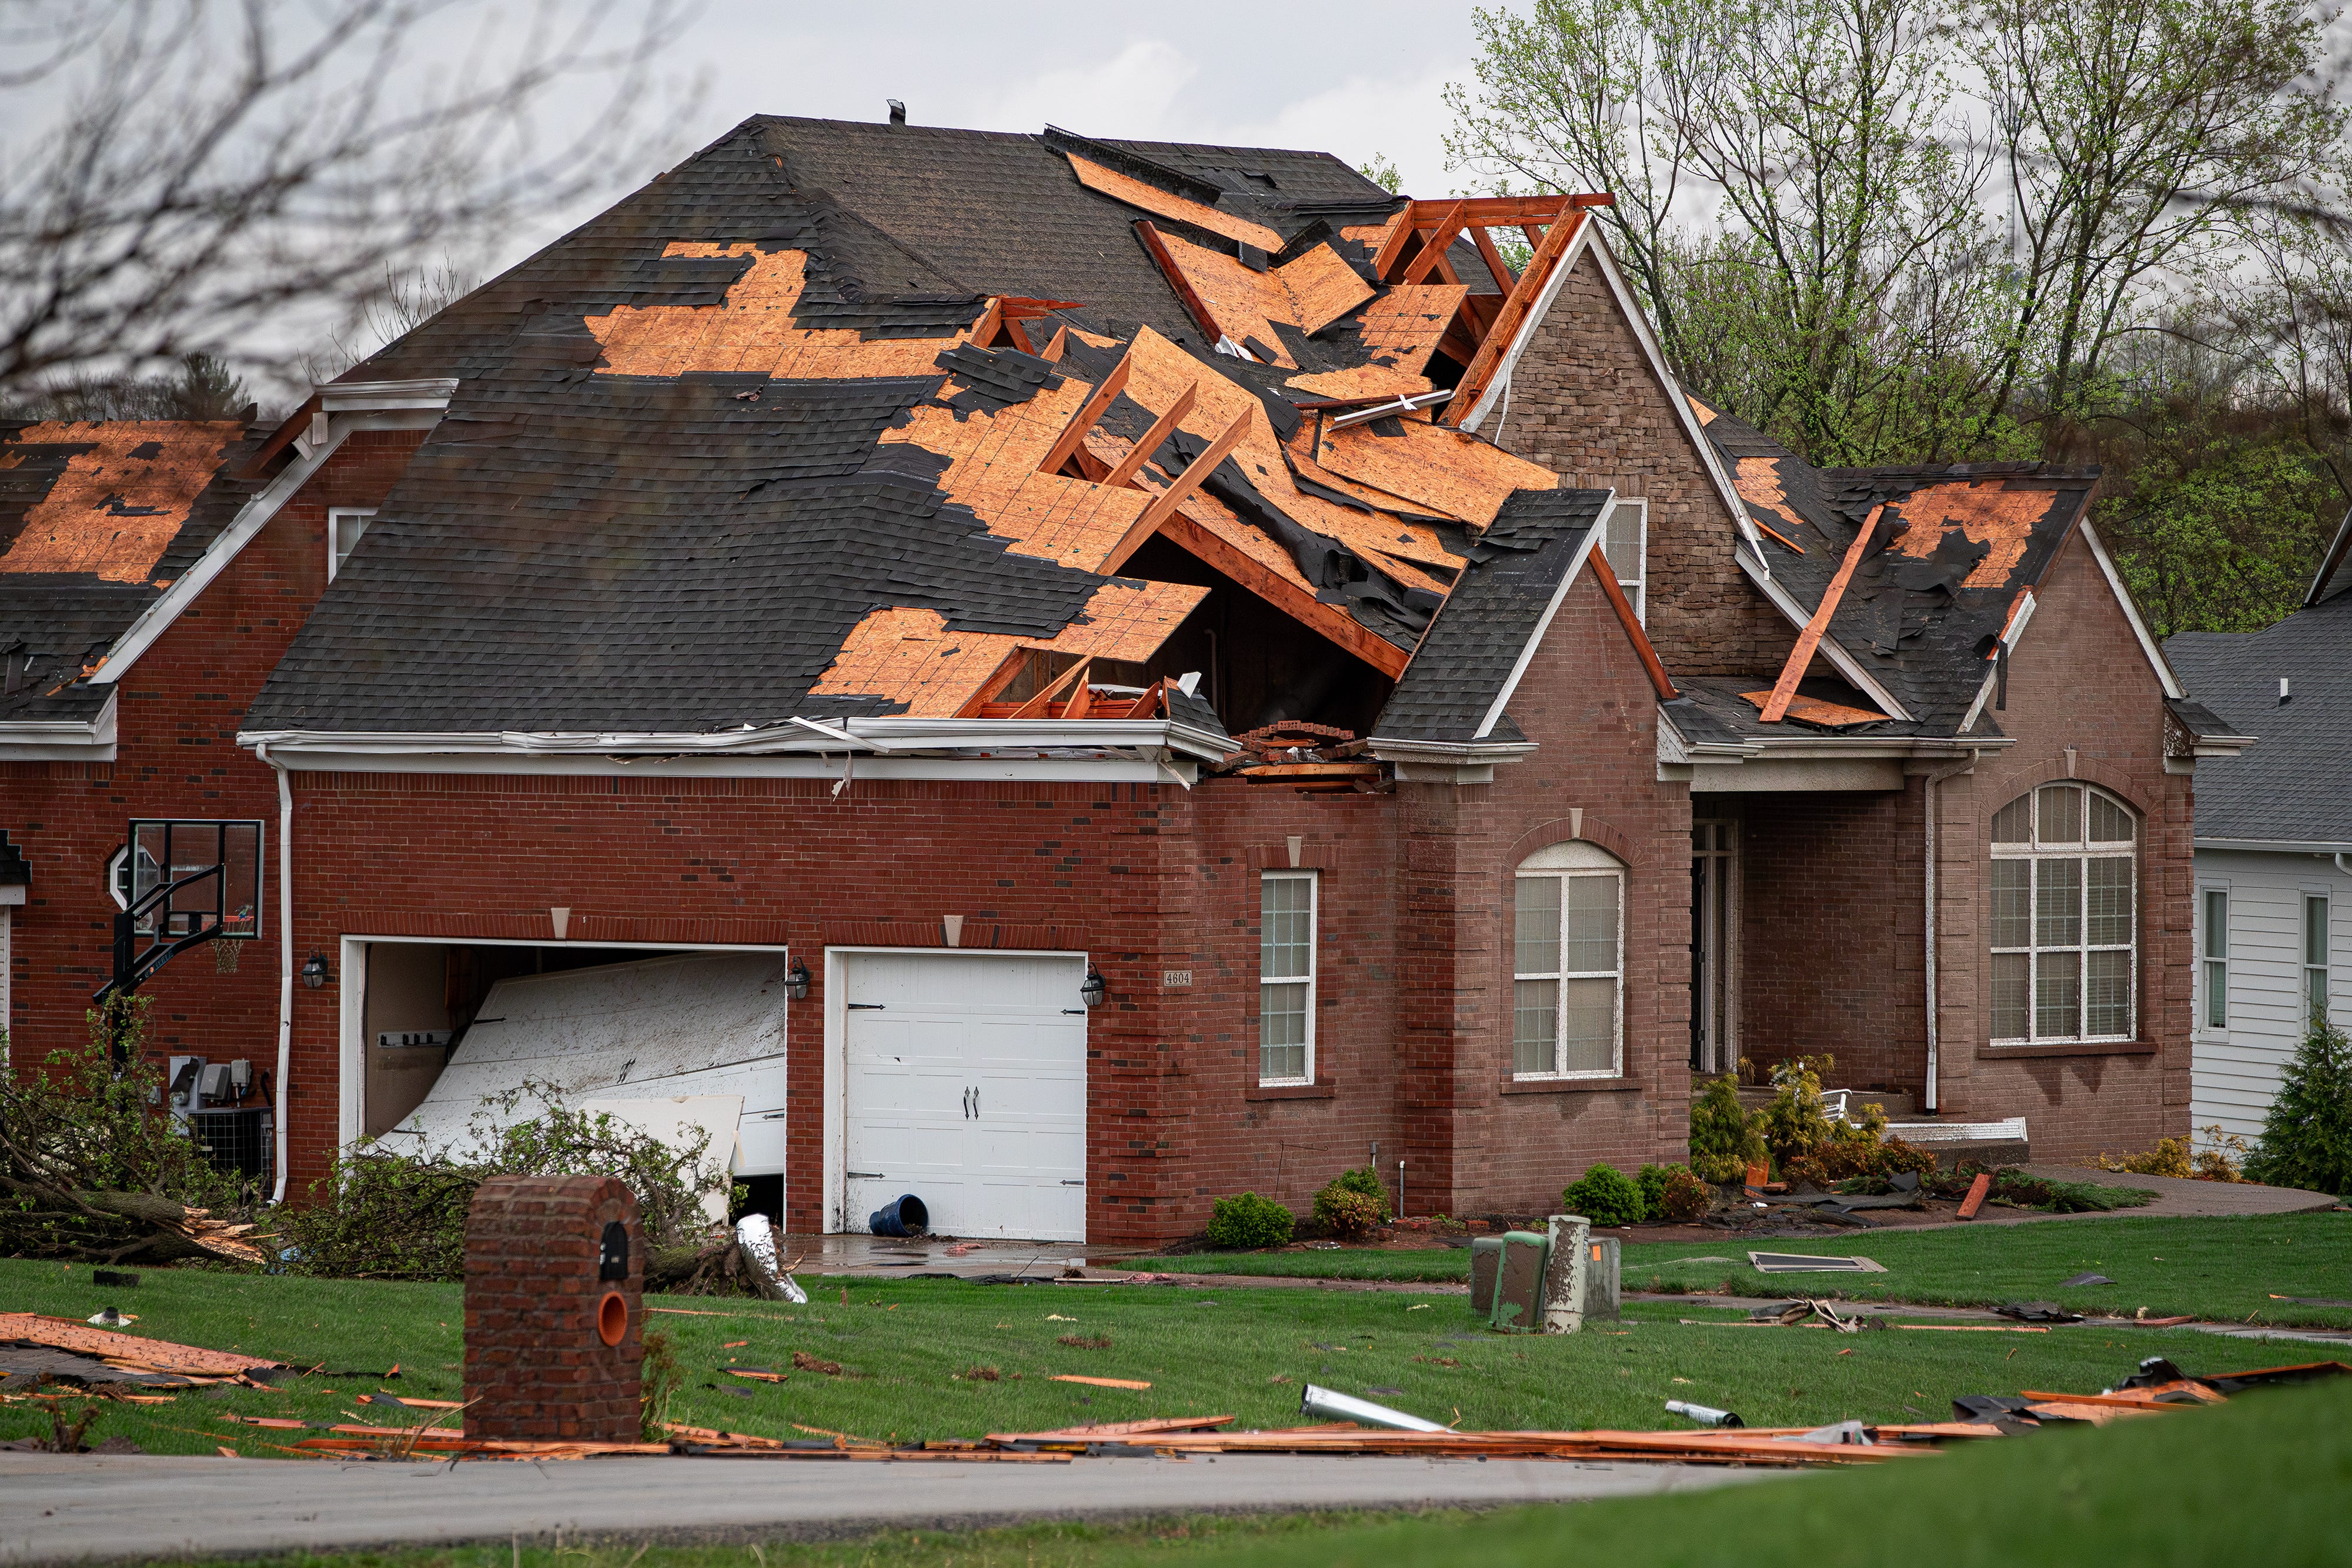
[393,952,790,1155]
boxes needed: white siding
[2191,848,2351,1141]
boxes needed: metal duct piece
[1299,1383,1448,1433]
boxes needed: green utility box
[1469,1235,1505,1317]
[1489,1230,1551,1332]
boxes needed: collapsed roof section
[0,420,259,726]
[1692,400,2107,737]
[246,116,1627,776]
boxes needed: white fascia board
[317,379,457,413]
[2077,517,2184,699]
[1956,589,2039,735]
[847,716,1232,764]
[1455,212,1592,434]
[228,747,1177,783]
[1472,514,1606,740]
[1737,550,1914,721]
[0,690,116,761]
[2193,837,2352,854]
[1654,707,1760,767]
[1365,735,1540,765]
[92,409,443,688]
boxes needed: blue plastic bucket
[868,1193,929,1237]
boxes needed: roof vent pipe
[2281,677,2291,704]
[887,99,906,126]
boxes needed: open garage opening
[339,938,794,1229]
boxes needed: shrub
[1756,1054,1838,1166]
[2245,1020,2352,1196]
[1635,1162,1698,1221]
[1785,1134,1937,1189]
[2096,1126,2249,1183]
[1561,1162,1645,1227]
[1688,1074,1767,1183]
[1658,1167,1713,1223]
[1313,1185,1385,1241]
[279,1081,729,1282]
[1328,1165,1388,1201]
[1205,1191,1295,1249]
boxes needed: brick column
[463,1175,643,1442]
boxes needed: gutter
[258,741,294,1205]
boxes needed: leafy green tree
[2244,1020,2352,1198]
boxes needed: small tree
[1688,1073,1766,1183]
[2244,1019,2352,1197]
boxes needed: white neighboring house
[2164,512,2352,1144]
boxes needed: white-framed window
[2306,894,2332,1028]
[2200,887,2229,1032]
[1598,497,1646,622]
[328,508,376,581]
[1990,782,2137,1044]
[1258,871,1317,1085]
[1512,840,1625,1078]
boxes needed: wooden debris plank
[1589,549,1676,699]
[1049,1374,1152,1390]
[1240,763,1380,780]
[1103,409,1255,573]
[1440,210,1588,428]
[1103,383,1197,489]
[1134,221,1228,346]
[1399,202,1471,286]
[1956,1170,1992,1221]
[1758,503,1882,724]
[1067,153,1282,250]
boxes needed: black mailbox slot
[599,1220,629,1282]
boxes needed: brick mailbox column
[463,1175,643,1442]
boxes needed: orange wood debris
[808,582,1207,717]
[0,422,243,583]
[1758,503,1882,724]
[1315,415,1555,529]
[1348,285,1470,379]
[1442,210,1586,428]
[1065,154,1282,252]
[1738,691,1893,727]
[0,1315,282,1376]
[1876,480,2060,591]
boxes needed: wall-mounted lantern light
[1080,965,1108,1009]
[300,952,331,989]
[784,960,811,1001]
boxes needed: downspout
[1921,754,1978,1114]
[2336,854,2352,880]
[259,741,294,1204]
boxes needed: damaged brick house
[0,113,2227,1241]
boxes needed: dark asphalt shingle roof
[1371,487,1610,743]
[2164,591,2352,845]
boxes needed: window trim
[1989,782,2138,1046]
[1600,496,1646,624]
[2198,884,2230,1035]
[1257,870,1318,1087]
[327,507,377,582]
[2305,891,2332,1030]
[1512,847,1626,1081]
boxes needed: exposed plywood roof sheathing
[1066,152,1282,252]
[1102,409,1254,574]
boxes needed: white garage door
[840,951,1088,1242]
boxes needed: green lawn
[0,1258,2286,1459]
[109,1349,2352,1568]
[1622,1211,2352,1328]
[1155,1212,2352,1328]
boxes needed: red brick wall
[1725,532,2191,1157]
[1933,531,2193,1159]
[4,430,422,1089]
[1495,250,1796,678]
[463,1174,643,1443]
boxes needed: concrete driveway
[0,1450,1767,1565]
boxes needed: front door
[1691,821,1738,1073]
[839,951,1088,1241]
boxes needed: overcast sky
[635,2,1481,196]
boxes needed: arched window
[1513,841,1624,1078]
[1990,783,2137,1044]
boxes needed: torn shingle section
[0,419,259,723]
[1372,487,1612,743]
[1696,399,2099,734]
